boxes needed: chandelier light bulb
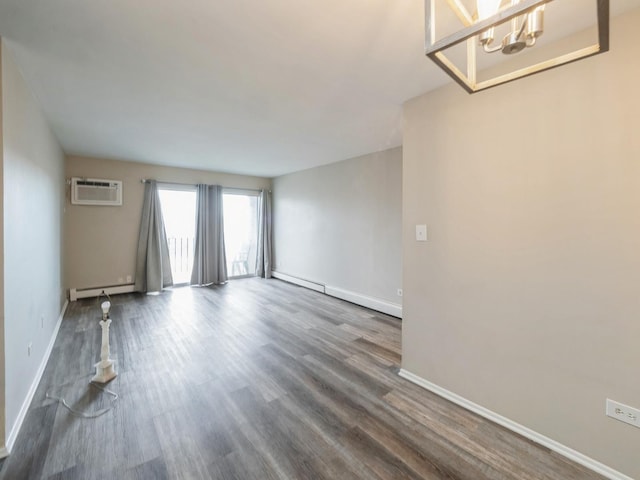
[477,0,503,47]
[477,0,502,20]
[526,5,545,43]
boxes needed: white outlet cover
[606,399,640,429]
[415,224,427,242]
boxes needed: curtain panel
[256,189,273,279]
[134,180,173,293]
[191,184,228,286]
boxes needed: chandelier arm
[483,44,503,53]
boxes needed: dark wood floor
[0,278,604,480]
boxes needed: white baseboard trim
[272,271,325,293]
[271,271,402,318]
[5,300,69,453]
[70,283,135,301]
[398,369,633,480]
[325,285,402,318]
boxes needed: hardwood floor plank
[340,426,424,480]
[0,403,57,480]
[198,386,284,480]
[0,278,607,480]
[122,457,170,480]
[152,407,212,480]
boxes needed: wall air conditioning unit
[71,177,123,206]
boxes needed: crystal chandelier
[425,0,609,93]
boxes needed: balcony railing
[167,236,194,284]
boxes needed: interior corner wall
[1,39,66,447]
[64,156,271,292]
[272,147,402,310]
[402,10,640,479]
[0,38,6,452]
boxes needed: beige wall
[273,147,402,307]
[0,38,5,451]
[2,39,66,447]
[402,10,640,479]
[65,156,271,291]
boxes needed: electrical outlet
[606,399,640,429]
[126,275,132,283]
[27,342,32,357]
[397,289,403,297]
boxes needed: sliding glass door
[158,187,258,283]
[223,191,259,278]
[158,186,197,285]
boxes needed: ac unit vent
[71,177,123,206]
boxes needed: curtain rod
[140,179,269,193]
[140,179,192,187]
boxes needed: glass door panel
[223,192,259,278]
[158,187,197,285]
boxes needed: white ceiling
[0,0,637,177]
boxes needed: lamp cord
[46,382,119,418]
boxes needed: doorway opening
[158,186,197,285]
[223,191,259,278]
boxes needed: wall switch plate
[416,224,427,242]
[606,399,640,429]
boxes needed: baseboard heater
[272,271,402,318]
[272,271,326,293]
[69,284,136,301]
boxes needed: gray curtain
[134,181,173,292]
[191,184,228,285]
[256,189,273,279]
